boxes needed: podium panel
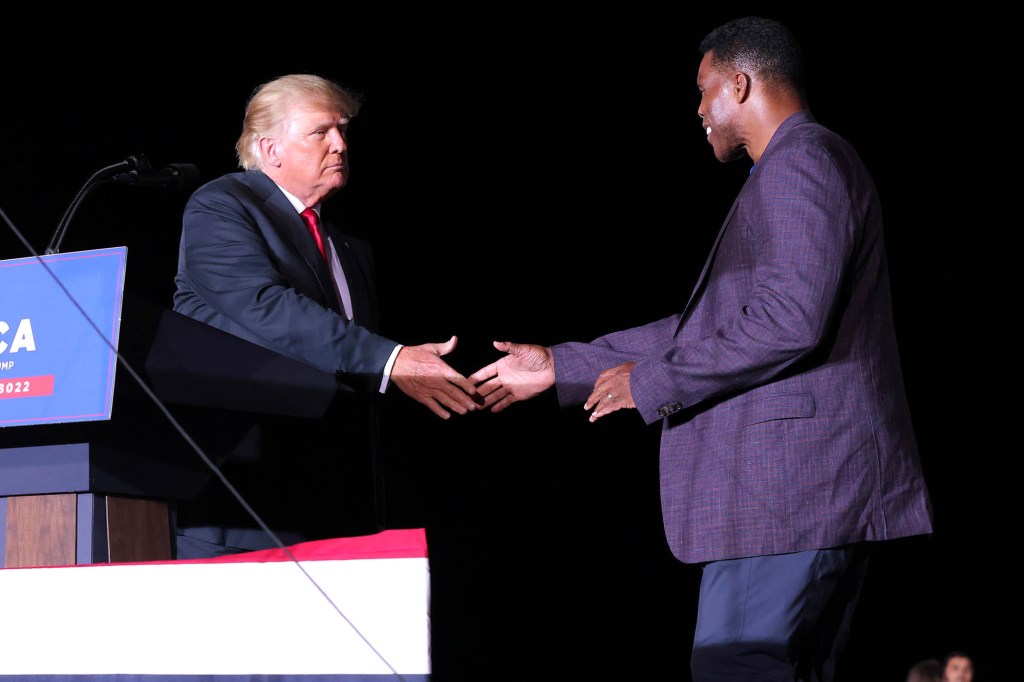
[4,494,76,567]
[1,492,171,568]
[106,496,172,561]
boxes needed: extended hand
[584,361,635,423]
[468,341,555,413]
[390,335,479,419]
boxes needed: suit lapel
[332,233,374,328]
[677,195,743,330]
[246,170,342,311]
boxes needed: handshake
[390,337,635,424]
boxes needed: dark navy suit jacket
[172,169,396,546]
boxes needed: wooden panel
[106,496,172,563]
[5,494,77,567]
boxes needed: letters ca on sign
[0,319,37,355]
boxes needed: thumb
[436,335,458,356]
[493,340,512,354]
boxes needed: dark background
[1,9,994,681]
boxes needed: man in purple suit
[469,16,933,681]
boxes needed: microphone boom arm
[44,155,151,255]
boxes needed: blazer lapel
[677,194,743,331]
[246,170,342,311]
[333,235,374,328]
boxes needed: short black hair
[699,16,805,97]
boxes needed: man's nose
[329,128,346,152]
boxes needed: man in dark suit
[172,74,480,558]
[469,16,933,681]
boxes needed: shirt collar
[276,184,319,216]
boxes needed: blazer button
[657,402,682,417]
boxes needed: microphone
[44,154,201,254]
[111,162,200,190]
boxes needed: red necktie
[300,207,327,262]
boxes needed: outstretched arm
[468,341,556,413]
[472,341,637,422]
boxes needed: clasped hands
[392,337,634,422]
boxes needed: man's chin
[323,172,347,191]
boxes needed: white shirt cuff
[380,344,403,393]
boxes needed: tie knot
[300,207,318,229]
[300,208,327,261]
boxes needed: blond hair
[235,74,362,170]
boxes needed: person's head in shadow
[943,651,975,682]
[906,658,942,682]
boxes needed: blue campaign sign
[0,247,127,427]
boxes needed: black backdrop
[0,8,994,681]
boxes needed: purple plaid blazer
[551,111,934,564]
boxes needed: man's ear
[258,137,281,167]
[734,71,752,103]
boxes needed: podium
[0,249,351,568]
